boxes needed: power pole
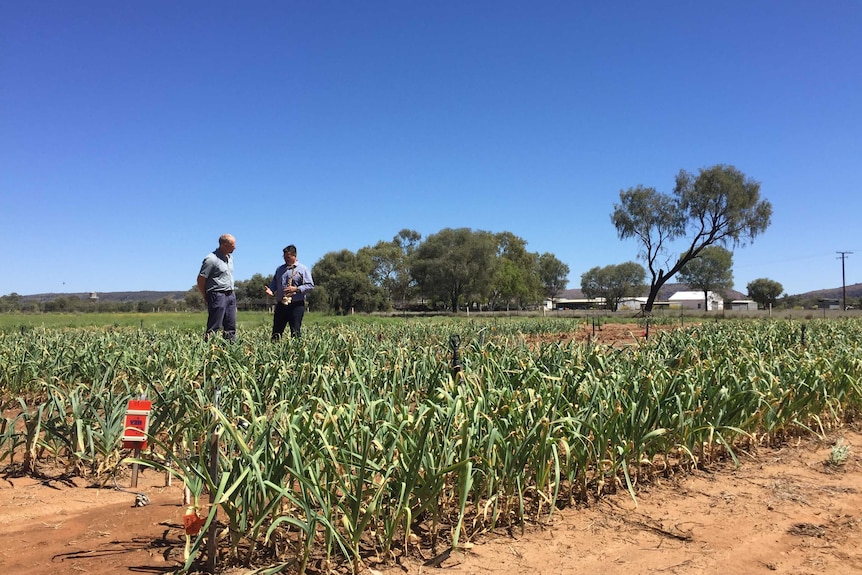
[837,251,853,310]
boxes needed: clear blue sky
[2,1,860,297]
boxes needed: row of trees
[310,228,569,313]
[0,294,189,314]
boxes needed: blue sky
[2,1,860,297]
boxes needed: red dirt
[0,470,187,574]
[384,429,862,575]
[3,430,861,575]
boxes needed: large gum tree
[612,164,772,313]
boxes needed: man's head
[283,245,297,265]
[219,234,236,255]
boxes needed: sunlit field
[2,316,861,573]
[0,311,278,331]
[0,311,502,331]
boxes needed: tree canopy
[612,164,772,312]
[361,229,420,309]
[580,261,645,311]
[537,253,570,305]
[489,232,541,310]
[312,249,388,314]
[410,228,499,311]
[747,278,784,309]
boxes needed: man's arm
[197,275,207,298]
[300,265,314,294]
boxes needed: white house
[668,290,724,311]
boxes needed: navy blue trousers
[205,291,237,341]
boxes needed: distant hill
[798,283,862,301]
[18,291,187,303]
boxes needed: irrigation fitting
[449,334,462,375]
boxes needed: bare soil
[384,430,862,575]
[3,324,861,575]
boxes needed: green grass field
[0,310,482,332]
[0,311,264,330]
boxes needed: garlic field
[1,318,860,573]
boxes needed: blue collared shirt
[268,262,314,302]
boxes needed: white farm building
[667,290,724,311]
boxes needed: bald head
[218,234,236,255]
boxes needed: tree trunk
[642,272,661,313]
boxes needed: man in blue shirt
[265,244,314,340]
[197,234,237,341]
